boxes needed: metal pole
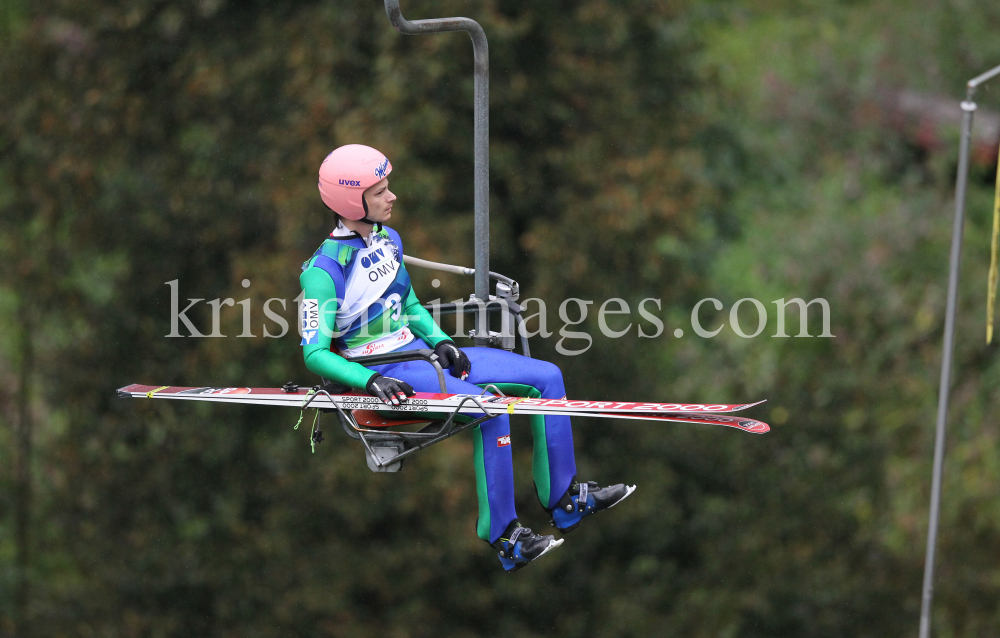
[918,97,975,638]
[383,0,492,345]
[918,62,1000,638]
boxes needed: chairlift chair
[306,257,529,473]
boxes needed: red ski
[117,384,769,433]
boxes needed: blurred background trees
[2,0,1000,636]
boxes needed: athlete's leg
[369,341,517,544]
[459,348,578,511]
[471,354,635,534]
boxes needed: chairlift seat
[318,255,528,473]
[350,409,434,429]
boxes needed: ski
[117,384,769,433]
[584,410,769,433]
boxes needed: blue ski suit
[299,224,577,543]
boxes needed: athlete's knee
[536,360,566,397]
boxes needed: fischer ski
[116,384,770,433]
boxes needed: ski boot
[548,480,636,533]
[492,520,563,572]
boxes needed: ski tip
[116,384,145,398]
[737,419,770,434]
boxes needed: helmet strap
[357,195,377,225]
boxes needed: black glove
[433,340,471,380]
[365,374,415,406]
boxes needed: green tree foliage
[2,0,1000,636]
[0,1,704,636]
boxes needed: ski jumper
[299,224,577,543]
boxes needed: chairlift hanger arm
[383,0,491,345]
[384,0,488,55]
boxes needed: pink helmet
[318,144,393,220]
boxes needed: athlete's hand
[433,340,471,380]
[366,374,415,406]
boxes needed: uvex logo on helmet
[374,157,390,180]
[339,179,362,186]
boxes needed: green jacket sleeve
[299,267,378,390]
[403,287,451,347]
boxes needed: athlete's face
[363,178,396,223]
